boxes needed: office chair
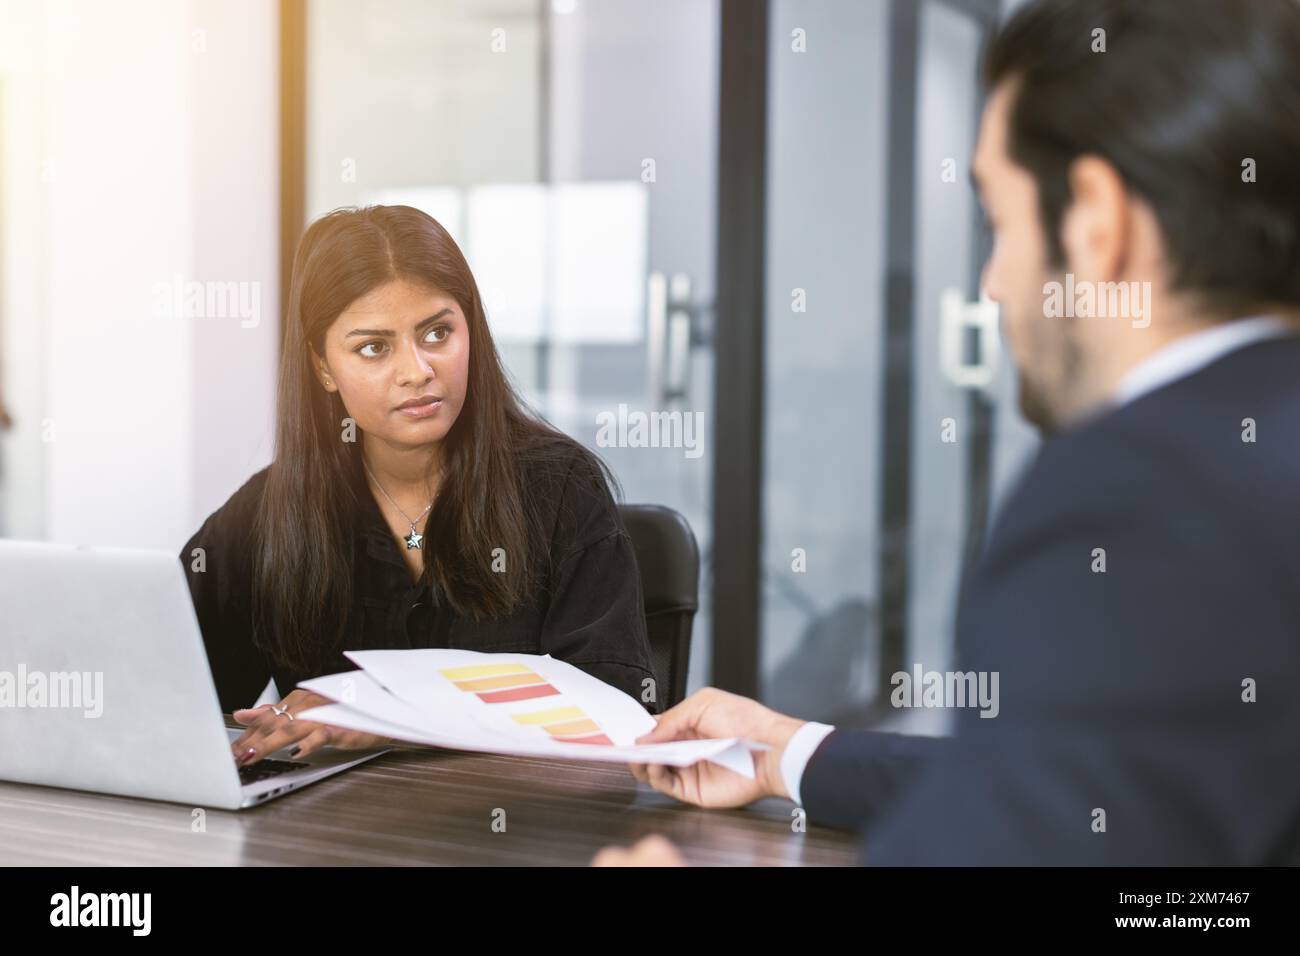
[618,504,699,711]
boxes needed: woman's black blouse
[179,443,657,716]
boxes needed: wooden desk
[0,720,859,866]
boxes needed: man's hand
[591,834,686,867]
[630,687,805,808]
[230,689,392,766]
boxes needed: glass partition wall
[292,0,1036,722]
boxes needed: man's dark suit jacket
[801,334,1300,864]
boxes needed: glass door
[759,0,1029,728]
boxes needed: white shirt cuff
[780,721,836,806]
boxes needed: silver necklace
[362,459,435,550]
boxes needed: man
[594,0,1300,866]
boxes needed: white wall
[0,0,278,549]
[0,0,48,540]
[187,0,280,521]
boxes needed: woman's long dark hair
[251,205,610,674]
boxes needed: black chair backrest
[618,504,699,710]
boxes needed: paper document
[294,649,759,778]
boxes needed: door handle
[647,272,695,406]
[939,289,1000,392]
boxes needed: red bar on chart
[476,683,561,704]
[554,733,614,746]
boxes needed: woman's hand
[230,689,392,767]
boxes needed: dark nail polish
[288,746,301,757]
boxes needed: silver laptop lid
[0,540,244,809]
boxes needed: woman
[181,205,655,769]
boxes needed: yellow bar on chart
[544,719,601,737]
[440,662,532,680]
[512,706,584,725]
[454,672,546,692]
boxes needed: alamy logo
[595,404,704,459]
[890,665,999,718]
[1042,274,1151,328]
[50,886,151,935]
[152,274,262,328]
[0,666,103,717]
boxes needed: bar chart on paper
[441,662,614,745]
[294,649,760,776]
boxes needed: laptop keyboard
[238,757,312,785]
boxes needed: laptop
[0,539,391,809]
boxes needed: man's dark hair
[984,0,1300,315]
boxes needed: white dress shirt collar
[1111,315,1293,409]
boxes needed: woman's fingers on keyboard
[232,717,320,766]
[288,726,333,759]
